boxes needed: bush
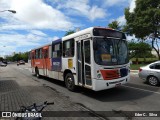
[131,58,158,64]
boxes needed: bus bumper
[92,75,130,91]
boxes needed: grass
[130,64,146,70]
[131,58,158,62]
[130,57,159,70]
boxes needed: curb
[130,70,139,73]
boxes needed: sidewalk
[130,70,139,73]
[0,66,102,120]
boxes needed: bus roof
[63,27,94,41]
[30,27,124,51]
[31,43,51,51]
[62,27,122,41]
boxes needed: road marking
[123,85,160,95]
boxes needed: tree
[21,52,29,62]
[128,41,152,64]
[64,30,75,36]
[124,0,160,59]
[0,57,3,61]
[5,56,13,62]
[108,20,120,30]
[6,52,29,62]
[12,54,21,61]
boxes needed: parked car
[2,61,7,64]
[138,61,160,86]
[0,62,7,67]
[17,60,25,66]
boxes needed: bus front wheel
[65,73,76,91]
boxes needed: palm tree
[108,20,120,30]
[64,30,75,36]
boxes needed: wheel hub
[67,77,72,88]
[149,77,158,86]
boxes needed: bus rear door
[43,47,48,76]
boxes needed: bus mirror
[93,40,98,50]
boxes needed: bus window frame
[43,49,48,58]
[52,43,62,58]
[35,48,43,59]
[63,39,75,58]
[31,51,35,59]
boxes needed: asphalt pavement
[0,64,160,120]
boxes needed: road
[0,64,160,120]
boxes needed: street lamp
[0,10,16,13]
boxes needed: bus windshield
[94,38,129,66]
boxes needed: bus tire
[65,73,76,91]
[35,68,40,78]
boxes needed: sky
[0,0,136,57]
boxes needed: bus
[30,27,130,91]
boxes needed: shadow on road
[77,86,159,102]
[34,75,160,102]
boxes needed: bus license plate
[115,83,121,87]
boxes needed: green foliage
[6,52,29,62]
[124,0,160,59]
[108,20,120,30]
[131,57,158,61]
[64,30,75,36]
[125,0,160,38]
[130,64,146,70]
[128,41,152,59]
[0,57,3,61]
[130,57,158,67]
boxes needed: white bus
[31,27,130,91]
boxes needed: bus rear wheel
[65,73,76,91]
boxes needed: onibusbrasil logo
[2,112,42,118]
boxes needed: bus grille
[100,68,128,80]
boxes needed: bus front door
[77,40,92,87]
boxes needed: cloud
[0,32,50,56]
[117,15,126,26]
[129,0,136,12]
[57,0,106,21]
[0,33,41,46]
[109,15,126,26]
[108,0,136,26]
[0,0,73,31]
[0,46,16,57]
[126,35,136,41]
[53,36,59,41]
[30,30,47,37]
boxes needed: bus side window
[35,49,42,59]
[44,49,48,58]
[52,43,62,58]
[63,39,74,57]
[32,52,35,59]
[35,49,38,59]
[39,49,42,59]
